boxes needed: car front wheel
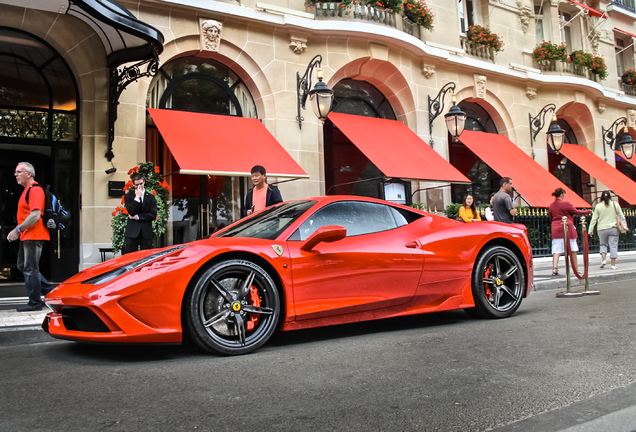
[468,245,525,319]
[184,259,280,355]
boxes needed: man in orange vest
[6,162,53,311]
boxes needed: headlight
[83,246,187,286]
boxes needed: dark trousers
[17,240,51,306]
[124,236,153,254]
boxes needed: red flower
[121,196,125,204]
[152,190,157,195]
[123,208,129,215]
[154,166,161,173]
[112,211,117,216]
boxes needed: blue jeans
[16,240,50,306]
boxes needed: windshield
[216,201,317,239]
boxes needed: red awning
[327,113,470,183]
[615,28,636,39]
[567,0,606,18]
[147,109,308,178]
[560,144,636,205]
[459,130,590,207]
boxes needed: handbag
[613,202,628,233]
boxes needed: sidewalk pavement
[2,251,636,329]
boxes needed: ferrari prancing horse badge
[272,245,284,257]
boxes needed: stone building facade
[1,0,636,280]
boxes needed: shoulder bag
[613,202,628,233]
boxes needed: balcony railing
[621,82,636,96]
[459,36,496,62]
[534,60,601,81]
[612,0,635,13]
[311,2,398,28]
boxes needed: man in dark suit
[124,172,157,253]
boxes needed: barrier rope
[566,222,589,280]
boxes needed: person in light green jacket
[588,191,625,270]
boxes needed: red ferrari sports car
[43,196,533,355]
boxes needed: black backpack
[25,184,67,230]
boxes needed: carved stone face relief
[474,75,487,98]
[201,19,222,52]
[628,109,636,128]
[422,64,436,79]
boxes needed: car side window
[291,201,410,241]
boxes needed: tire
[467,246,525,319]
[184,259,280,355]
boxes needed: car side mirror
[300,225,347,252]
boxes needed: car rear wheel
[184,259,280,355]
[468,246,525,319]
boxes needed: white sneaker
[611,265,618,270]
[600,260,606,268]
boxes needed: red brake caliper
[483,265,493,300]
[246,286,262,331]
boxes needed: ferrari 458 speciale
[43,196,533,355]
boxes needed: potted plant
[532,41,568,62]
[365,0,403,13]
[590,55,608,80]
[568,50,593,68]
[111,162,171,253]
[402,0,434,30]
[622,69,636,85]
[467,24,504,52]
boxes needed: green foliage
[410,202,426,211]
[444,203,462,219]
[111,162,171,253]
[622,69,636,85]
[365,0,403,13]
[403,0,434,30]
[532,41,568,62]
[569,50,608,80]
[467,25,504,52]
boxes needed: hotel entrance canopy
[1,0,164,66]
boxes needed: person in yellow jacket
[459,194,482,223]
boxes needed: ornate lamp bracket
[107,48,160,161]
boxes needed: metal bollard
[556,216,582,298]
[580,216,600,296]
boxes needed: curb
[533,270,636,292]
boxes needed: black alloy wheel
[184,259,280,355]
[467,245,525,318]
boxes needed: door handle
[405,241,420,249]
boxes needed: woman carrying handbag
[588,191,626,270]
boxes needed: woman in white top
[484,193,495,221]
[588,191,625,269]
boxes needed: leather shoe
[16,304,43,312]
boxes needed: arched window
[450,101,498,205]
[147,57,256,117]
[0,27,78,142]
[146,57,259,245]
[331,79,396,120]
[325,79,400,200]
[548,119,590,201]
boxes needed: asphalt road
[1,280,635,432]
